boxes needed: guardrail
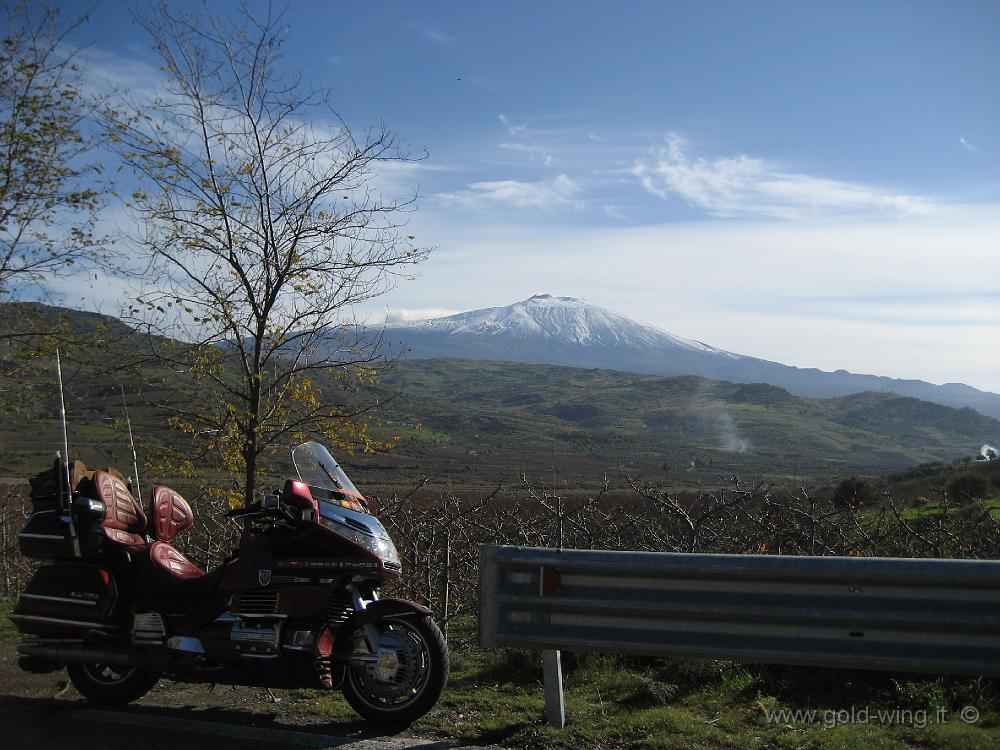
[478,545,1000,727]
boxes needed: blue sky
[60,1,1000,391]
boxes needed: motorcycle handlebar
[225,501,298,524]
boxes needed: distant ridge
[380,294,1000,419]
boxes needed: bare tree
[0,2,105,303]
[107,1,428,505]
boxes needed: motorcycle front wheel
[342,616,448,725]
[67,661,161,705]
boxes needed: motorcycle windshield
[292,441,361,497]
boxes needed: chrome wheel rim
[347,622,432,710]
[82,663,136,685]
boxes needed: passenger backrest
[150,485,194,543]
[92,470,147,547]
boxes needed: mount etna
[380,294,1000,419]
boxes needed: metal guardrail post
[542,649,565,728]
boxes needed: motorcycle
[10,440,448,725]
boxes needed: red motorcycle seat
[93,470,147,548]
[151,485,194,542]
[149,541,204,580]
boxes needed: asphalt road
[0,641,490,750]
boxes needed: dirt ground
[0,640,475,750]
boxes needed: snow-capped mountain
[407,294,726,353]
[381,294,1000,419]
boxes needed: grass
[895,498,1000,521]
[288,617,1000,750]
[0,597,16,640]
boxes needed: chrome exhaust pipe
[18,643,132,667]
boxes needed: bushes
[948,473,992,503]
[833,476,878,509]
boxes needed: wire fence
[4,474,1000,641]
[372,474,1000,642]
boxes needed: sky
[49,0,1000,391]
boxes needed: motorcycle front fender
[332,599,433,655]
[350,598,432,628]
[328,598,433,686]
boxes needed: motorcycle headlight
[318,515,400,569]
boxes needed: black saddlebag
[10,563,119,637]
[17,509,78,559]
[19,459,104,560]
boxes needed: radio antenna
[56,349,72,497]
[56,350,81,556]
[120,384,141,503]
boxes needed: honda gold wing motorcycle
[11,440,448,725]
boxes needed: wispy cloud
[602,204,629,221]
[632,132,931,219]
[497,141,553,167]
[959,136,980,153]
[78,46,165,105]
[411,24,452,44]
[498,113,527,138]
[326,54,347,66]
[495,114,557,166]
[435,174,582,211]
[372,159,456,198]
[383,306,459,323]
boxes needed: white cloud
[435,174,582,211]
[498,113,527,138]
[497,142,553,166]
[411,24,451,44]
[602,204,629,221]
[45,268,139,316]
[371,159,456,200]
[383,307,459,323]
[633,132,932,219]
[959,136,980,153]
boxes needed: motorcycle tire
[342,615,449,725]
[67,662,161,705]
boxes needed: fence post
[441,524,451,641]
[542,648,565,728]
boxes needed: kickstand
[266,688,282,704]
[53,680,70,698]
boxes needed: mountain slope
[381,295,1000,419]
[351,358,1000,490]
[3,303,996,492]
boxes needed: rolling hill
[352,359,1000,490]
[2,303,997,493]
[378,294,1000,419]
